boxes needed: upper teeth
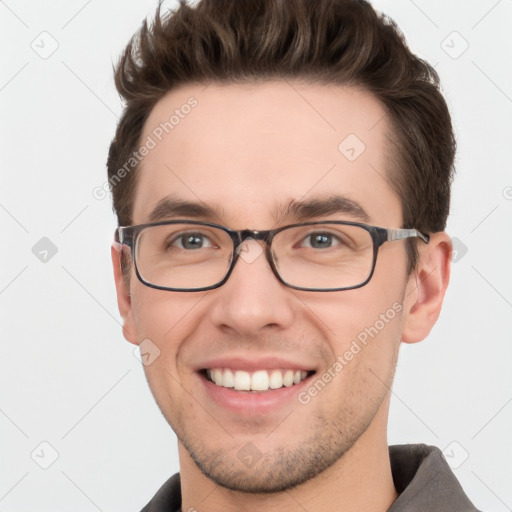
[206,368,309,391]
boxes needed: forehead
[132,81,400,227]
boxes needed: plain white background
[1,0,511,510]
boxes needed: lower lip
[198,372,314,415]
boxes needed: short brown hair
[107,0,456,269]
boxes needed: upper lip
[195,356,316,372]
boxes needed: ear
[111,242,138,345]
[401,232,452,344]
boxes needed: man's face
[118,81,417,492]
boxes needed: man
[107,0,479,510]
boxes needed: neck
[179,401,398,512]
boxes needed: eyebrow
[147,197,222,223]
[146,194,370,224]
[278,195,370,223]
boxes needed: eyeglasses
[115,220,429,292]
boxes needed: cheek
[306,285,404,342]
[131,285,204,341]
[317,301,403,411]
[335,299,403,362]
[130,287,213,393]
[302,265,406,376]
[131,289,202,422]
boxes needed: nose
[207,239,296,336]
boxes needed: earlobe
[111,243,139,345]
[401,232,452,344]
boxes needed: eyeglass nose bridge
[231,228,275,256]
[228,229,282,281]
[235,229,274,244]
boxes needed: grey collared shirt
[388,444,479,511]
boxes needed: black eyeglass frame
[115,220,430,292]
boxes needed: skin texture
[112,81,452,512]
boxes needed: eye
[170,232,214,250]
[300,232,341,249]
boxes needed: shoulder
[140,473,181,512]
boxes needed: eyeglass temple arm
[387,228,430,244]
[114,227,135,245]
[113,227,136,252]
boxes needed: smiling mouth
[201,368,315,392]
